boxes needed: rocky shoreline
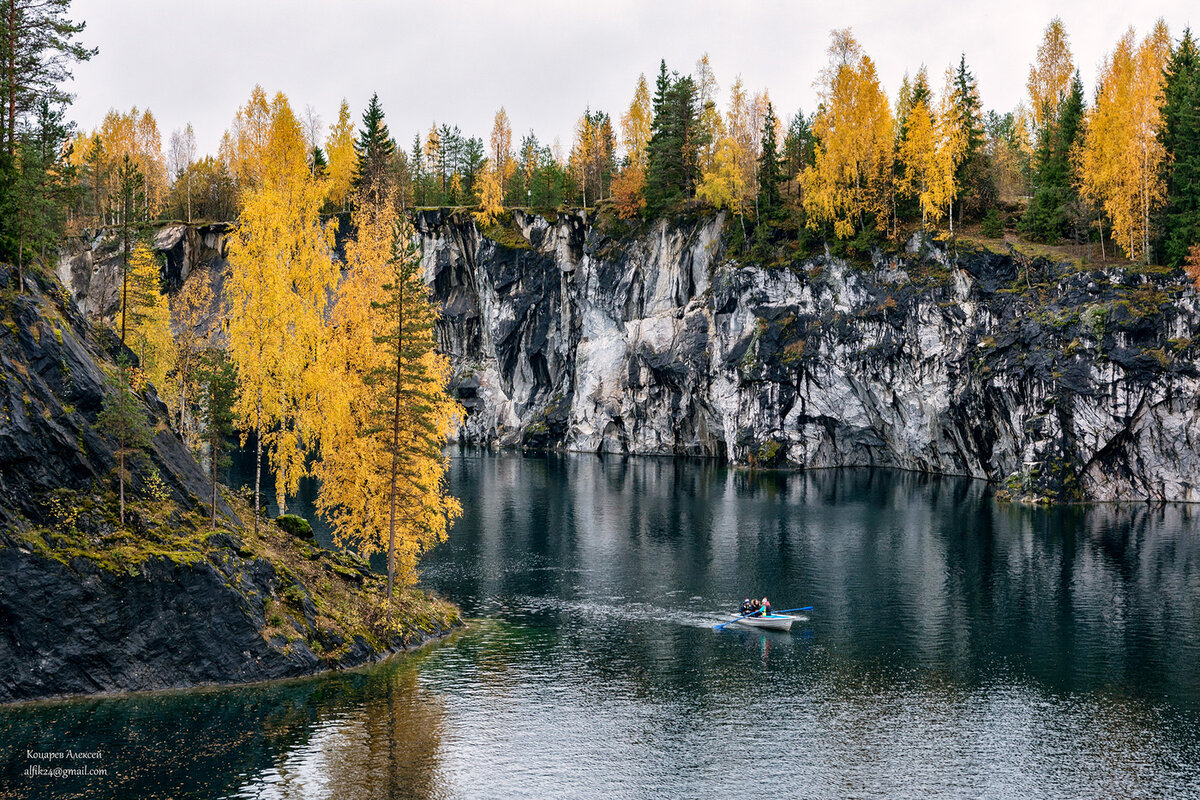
[0,265,460,704]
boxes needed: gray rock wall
[55,212,1200,502]
[419,210,1200,503]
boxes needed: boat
[730,613,795,632]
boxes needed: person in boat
[749,598,762,616]
[761,597,771,616]
[741,598,754,616]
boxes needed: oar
[774,606,813,614]
[713,609,763,630]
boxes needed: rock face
[56,222,233,320]
[0,266,455,703]
[419,210,1200,502]
[54,212,1200,502]
[0,267,216,529]
[0,547,317,702]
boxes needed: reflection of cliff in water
[0,653,447,800]
[428,453,1200,708]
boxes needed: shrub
[275,514,314,540]
[981,208,1004,238]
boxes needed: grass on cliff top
[8,485,460,663]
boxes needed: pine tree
[354,92,395,205]
[0,0,94,158]
[116,154,145,342]
[6,96,72,287]
[95,360,152,527]
[1160,29,1200,266]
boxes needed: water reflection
[430,451,1200,707]
[5,451,1199,798]
[0,651,447,800]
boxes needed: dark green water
[3,450,1200,799]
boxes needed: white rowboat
[730,614,795,632]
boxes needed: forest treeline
[7,15,1200,274]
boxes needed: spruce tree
[309,145,327,178]
[782,109,814,179]
[353,92,395,205]
[645,60,680,214]
[1161,30,1200,267]
[951,55,991,219]
[1021,72,1085,242]
[756,102,783,221]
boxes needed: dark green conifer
[1021,72,1085,242]
[1160,29,1200,266]
[756,102,783,221]
[354,93,396,205]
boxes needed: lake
[3,450,1200,798]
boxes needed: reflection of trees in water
[0,655,446,800]
[434,452,1200,709]
[264,662,447,800]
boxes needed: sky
[67,0,1196,158]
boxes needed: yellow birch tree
[325,99,356,211]
[316,198,462,599]
[1079,22,1171,262]
[802,29,895,238]
[1028,17,1075,138]
[896,74,940,228]
[227,90,338,528]
[124,242,176,393]
[613,74,653,218]
[490,107,514,202]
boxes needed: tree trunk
[387,277,405,611]
[6,1,15,158]
[254,391,262,536]
[16,224,24,294]
[121,198,130,343]
[210,435,218,530]
[178,364,186,434]
[118,446,126,525]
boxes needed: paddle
[774,606,813,614]
[713,609,762,630]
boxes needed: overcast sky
[67,0,1195,157]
